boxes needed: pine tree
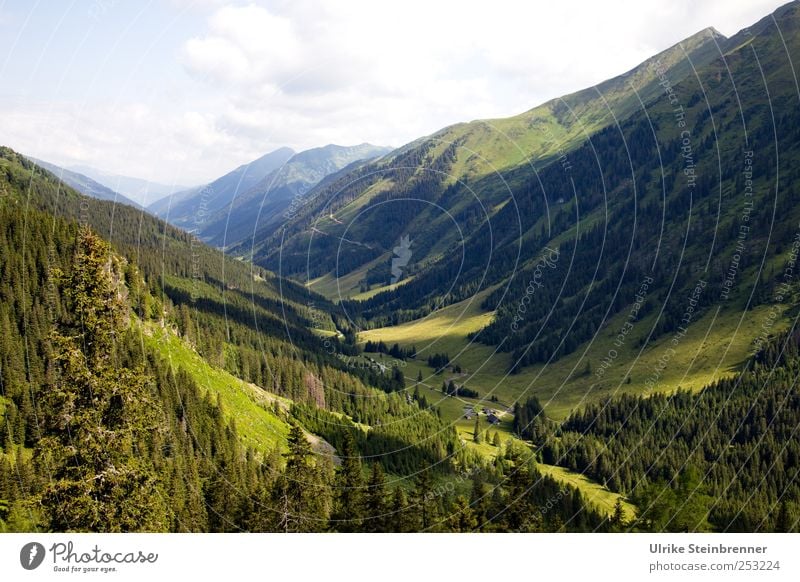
[363,462,387,532]
[611,498,627,531]
[36,227,168,532]
[413,469,436,530]
[388,487,412,532]
[473,417,481,443]
[273,424,322,532]
[775,501,791,533]
[448,495,478,532]
[501,448,538,532]
[331,432,364,531]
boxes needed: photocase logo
[391,235,413,284]
[20,542,46,570]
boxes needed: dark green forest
[2,1,800,535]
[0,149,610,532]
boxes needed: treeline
[363,340,416,360]
[443,380,479,399]
[427,352,450,371]
[512,396,553,444]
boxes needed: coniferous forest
[3,1,800,536]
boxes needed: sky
[0,0,790,186]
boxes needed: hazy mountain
[199,143,392,247]
[68,164,189,207]
[148,147,296,230]
[28,157,144,210]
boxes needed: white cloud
[0,99,279,186]
[183,5,300,86]
[0,0,789,184]
[174,0,789,178]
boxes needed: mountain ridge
[68,164,190,207]
[148,146,296,226]
[26,157,144,210]
[201,142,392,247]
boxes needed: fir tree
[273,423,330,532]
[611,498,627,531]
[36,227,168,532]
[363,462,388,532]
[331,432,364,531]
[388,487,412,532]
[448,495,478,532]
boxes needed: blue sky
[0,0,790,185]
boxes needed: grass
[308,251,391,300]
[359,284,498,358]
[401,369,634,519]
[143,323,292,454]
[358,282,788,420]
[537,463,635,520]
[350,275,416,301]
[354,272,792,518]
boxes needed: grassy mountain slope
[274,1,800,423]
[0,145,467,476]
[247,26,726,286]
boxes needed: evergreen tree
[363,462,388,532]
[500,448,540,532]
[388,487,413,532]
[331,433,364,531]
[448,495,478,532]
[611,498,627,531]
[775,501,792,533]
[412,469,436,530]
[273,423,329,532]
[36,227,168,532]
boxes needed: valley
[2,0,800,534]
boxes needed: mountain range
[149,143,391,248]
[254,0,800,403]
[68,164,190,207]
[27,158,144,210]
[2,0,800,534]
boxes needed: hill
[245,1,800,421]
[2,1,800,534]
[243,25,725,282]
[1,144,616,532]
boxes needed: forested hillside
[2,1,800,535]
[0,147,609,532]
[540,325,800,532]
